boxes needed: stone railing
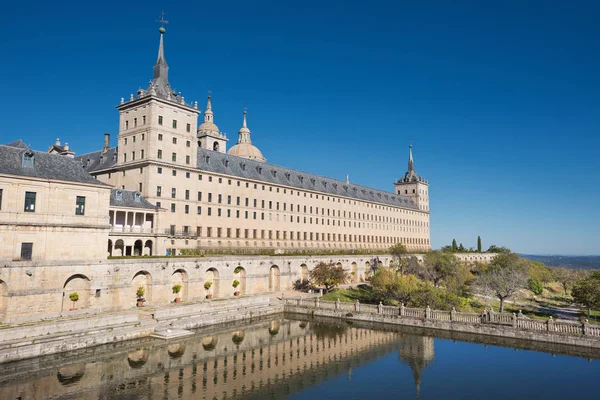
[283,297,600,339]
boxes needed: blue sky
[2,1,599,255]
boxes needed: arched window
[213,142,219,151]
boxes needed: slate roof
[76,146,419,210]
[110,189,156,210]
[196,148,419,210]
[0,142,109,186]
[75,147,118,173]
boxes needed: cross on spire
[157,11,168,28]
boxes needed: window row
[0,191,87,215]
[123,116,191,133]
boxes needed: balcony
[164,229,198,238]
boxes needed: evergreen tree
[477,236,482,252]
[458,243,466,252]
[451,239,458,251]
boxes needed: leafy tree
[528,278,544,296]
[293,279,311,292]
[553,267,578,295]
[474,253,529,312]
[452,239,458,251]
[477,236,482,253]
[571,271,600,319]
[389,243,409,273]
[528,261,554,285]
[371,268,421,305]
[421,251,461,288]
[309,262,348,293]
[486,245,511,254]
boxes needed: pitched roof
[75,147,118,172]
[0,142,109,186]
[110,189,156,209]
[196,148,419,210]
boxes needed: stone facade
[0,254,392,323]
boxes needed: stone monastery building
[0,28,431,262]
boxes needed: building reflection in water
[0,318,436,400]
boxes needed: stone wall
[0,254,391,323]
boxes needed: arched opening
[204,268,219,299]
[234,266,247,295]
[114,239,125,257]
[300,264,309,281]
[269,265,280,292]
[62,274,91,312]
[0,280,7,320]
[351,262,358,283]
[133,240,143,256]
[144,240,153,256]
[171,269,188,302]
[107,239,113,257]
[132,271,152,305]
[213,141,219,151]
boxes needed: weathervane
[157,11,168,33]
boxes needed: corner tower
[394,144,429,211]
[115,26,201,171]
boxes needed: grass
[580,309,600,325]
[321,285,376,304]
[469,298,555,321]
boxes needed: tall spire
[204,93,213,123]
[408,143,414,173]
[153,27,168,81]
[237,110,252,144]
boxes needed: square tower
[394,144,430,212]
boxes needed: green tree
[553,267,578,295]
[477,236,482,253]
[309,262,348,293]
[528,261,554,285]
[421,251,461,288]
[389,243,409,274]
[571,271,600,319]
[451,239,458,251]
[474,253,529,312]
[371,268,420,305]
[486,245,511,254]
[528,278,543,296]
[458,243,466,252]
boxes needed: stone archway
[300,264,309,281]
[269,265,280,292]
[114,239,125,257]
[62,274,91,312]
[234,266,247,295]
[144,240,153,256]
[107,239,113,257]
[0,280,7,320]
[132,271,152,305]
[133,240,143,256]
[351,262,358,283]
[204,268,220,298]
[172,269,188,302]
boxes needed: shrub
[204,281,213,291]
[69,292,79,302]
[232,280,240,288]
[528,278,544,295]
[293,279,312,292]
[136,286,145,299]
[172,284,182,294]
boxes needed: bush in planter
[69,292,79,310]
[232,334,244,345]
[136,286,145,299]
[204,281,213,298]
[172,284,182,302]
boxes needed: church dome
[228,142,266,162]
[197,120,220,133]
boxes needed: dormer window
[310,178,315,185]
[240,163,246,171]
[86,158,91,168]
[22,152,34,168]
[223,159,229,167]
[135,192,141,202]
[322,181,327,188]
[285,172,290,180]
[256,167,262,174]
[298,176,304,183]
[116,190,123,201]
[271,170,277,177]
[332,183,337,190]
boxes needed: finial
[242,108,247,128]
[157,11,168,33]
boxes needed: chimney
[64,143,69,151]
[55,138,61,146]
[103,133,110,152]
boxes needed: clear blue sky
[2,1,599,255]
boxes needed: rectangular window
[157,149,162,159]
[157,186,162,197]
[156,201,161,208]
[185,190,190,200]
[227,195,231,205]
[186,155,190,164]
[141,149,144,158]
[170,203,176,212]
[172,120,177,129]
[75,196,85,215]
[138,183,142,192]
[158,133,163,141]
[125,120,129,129]
[172,153,176,162]
[20,243,33,260]
[227,209,231,217]
[172,170,177,176]
[158,116,163,125]
[218,208,222,217]
[143,116,146,125]
[186,123,191,133]
[218,194,222,204]
[208,207,212,216]
[133,118,137,127]
[123,153,127,162]
[171,188,176,198]
[185,205,189,214]
[158,167,162,174]
[173,137,177,144]
[208,193,212,202]
[197,191,202,201]
[24,191,36,212]
[186,172,190,178]
[197,206,201,214]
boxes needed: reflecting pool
[1,316,598,399]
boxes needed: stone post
[425,305,431,319]
[547,316,553,332]
[489,307,495,323]
[378,302,383,314]
[451,307,456,322]
[517,310,524,319]
[319,288,323,296]
[583,319,588,336]
[512,313,517,328]
[355,300,360,312]
[315,298,320,308]
[335,298,340,311]
[400,303,405,317]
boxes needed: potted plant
[136,286,146,307]
[172,284,182,303]
[69,292,79,311]
[204,281,213,299]
[232,280,240,296]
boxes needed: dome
[227,143,266,162]
[197,120,220,133]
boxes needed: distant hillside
[520,254,600,270]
